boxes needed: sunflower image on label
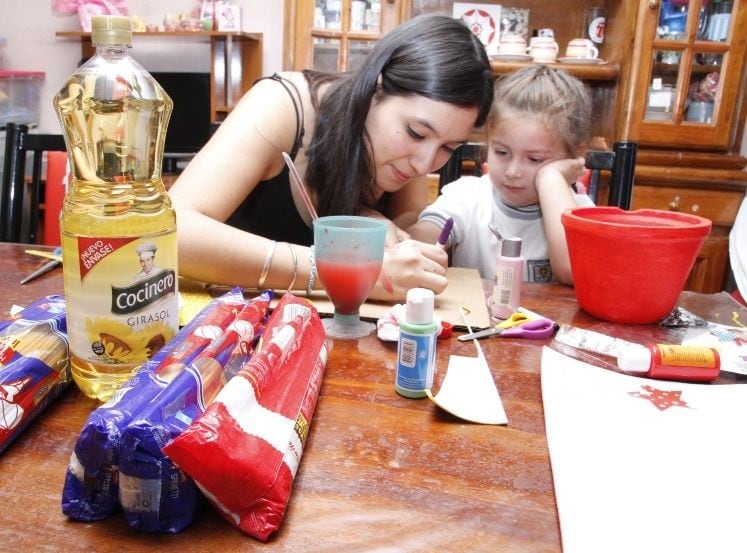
[62,232,179,366]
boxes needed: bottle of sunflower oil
[54,15,178,401]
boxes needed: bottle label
[658,344,718,368]
[61,231,179,366]
[396,330,436,392]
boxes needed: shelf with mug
[490,59,619,81]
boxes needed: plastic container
[488,237,524,320]
[618,343,720,382]
[54,15,178,401]
[561,207,711,324]
[396,288,438,398]
[0,70,45,127]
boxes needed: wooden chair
[438,140,639,211]
[584,141,638,209]
[438,142,486,189]
[1,123,66,243]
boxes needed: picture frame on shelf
[452,3,502,55]
[501,6,530,40]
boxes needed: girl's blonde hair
[487,65,591,156]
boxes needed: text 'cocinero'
[110,270,176,315]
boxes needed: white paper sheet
[541,346,747,553]
[426,353,508,425]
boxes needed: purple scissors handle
[499,318,556,339]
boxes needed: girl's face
[366,94,479,194]
[487,116,569,207]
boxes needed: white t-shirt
[730,196,747,298]
[419,174,594,282]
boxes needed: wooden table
[1,242,745,552]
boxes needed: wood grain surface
[1,242,744,552]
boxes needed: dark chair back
[438,142,486,189]
[1,123,66,243]
[585,141,638,210]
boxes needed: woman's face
[365,94,479,194]
[487,116,568,207]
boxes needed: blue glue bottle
[396,288,437,398]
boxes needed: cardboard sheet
[541,347,747,553]
[178,267,490,330]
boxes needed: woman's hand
[368,239,449,301]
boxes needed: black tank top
[225,74,312,246]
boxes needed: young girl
[168,15,494,301]
[408,65,593,285]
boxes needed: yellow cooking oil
[54,15,178,401]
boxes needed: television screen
[151,72,212,155]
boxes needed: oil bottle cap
[405,288,435,325]
[617,345,651,373]
[501,237,522,258]
[91,15,132,46]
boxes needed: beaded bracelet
[257,240,277,289]
[285,243,298,293]
[306,244,316,295]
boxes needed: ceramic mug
[565,38,599,59]
[530,43,559,63]
[498,34,528,56]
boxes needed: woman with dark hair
[169,15,494,301]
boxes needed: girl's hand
[536,156,586,189]
[368,239,449,301]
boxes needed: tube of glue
[617,343,720,383]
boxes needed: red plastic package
[163,294,327,540]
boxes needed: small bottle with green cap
[396,288,438,398]
[54,15,178,402]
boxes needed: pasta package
[0,295,69,455]
[163,294,328,541]
[61,288,251,521]
[118,292,271,534]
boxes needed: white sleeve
[730,197,747,297]
[418,177,482,249]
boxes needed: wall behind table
[0,0,282,134]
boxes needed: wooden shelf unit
[55,31,263,124]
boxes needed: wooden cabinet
[613,0,747,293]
[55,31,263,124]
[617,0,747,150]
[286,1,407,72]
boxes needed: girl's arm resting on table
[361,175,429,245]
[535,157,586,285]
[407,219,442,244]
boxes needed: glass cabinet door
[631,0,745,149]
[309,0,388,72]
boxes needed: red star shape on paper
[628,385,692,411]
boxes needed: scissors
[459,316,557,341]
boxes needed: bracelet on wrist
[257,240,277,289]
[306,244,316,295]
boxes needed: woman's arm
[535,156,586,285]
[168,73,315,290]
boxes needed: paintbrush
[282,151,318,221]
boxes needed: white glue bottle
[488,237,525,320]
[396,288,437,398]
